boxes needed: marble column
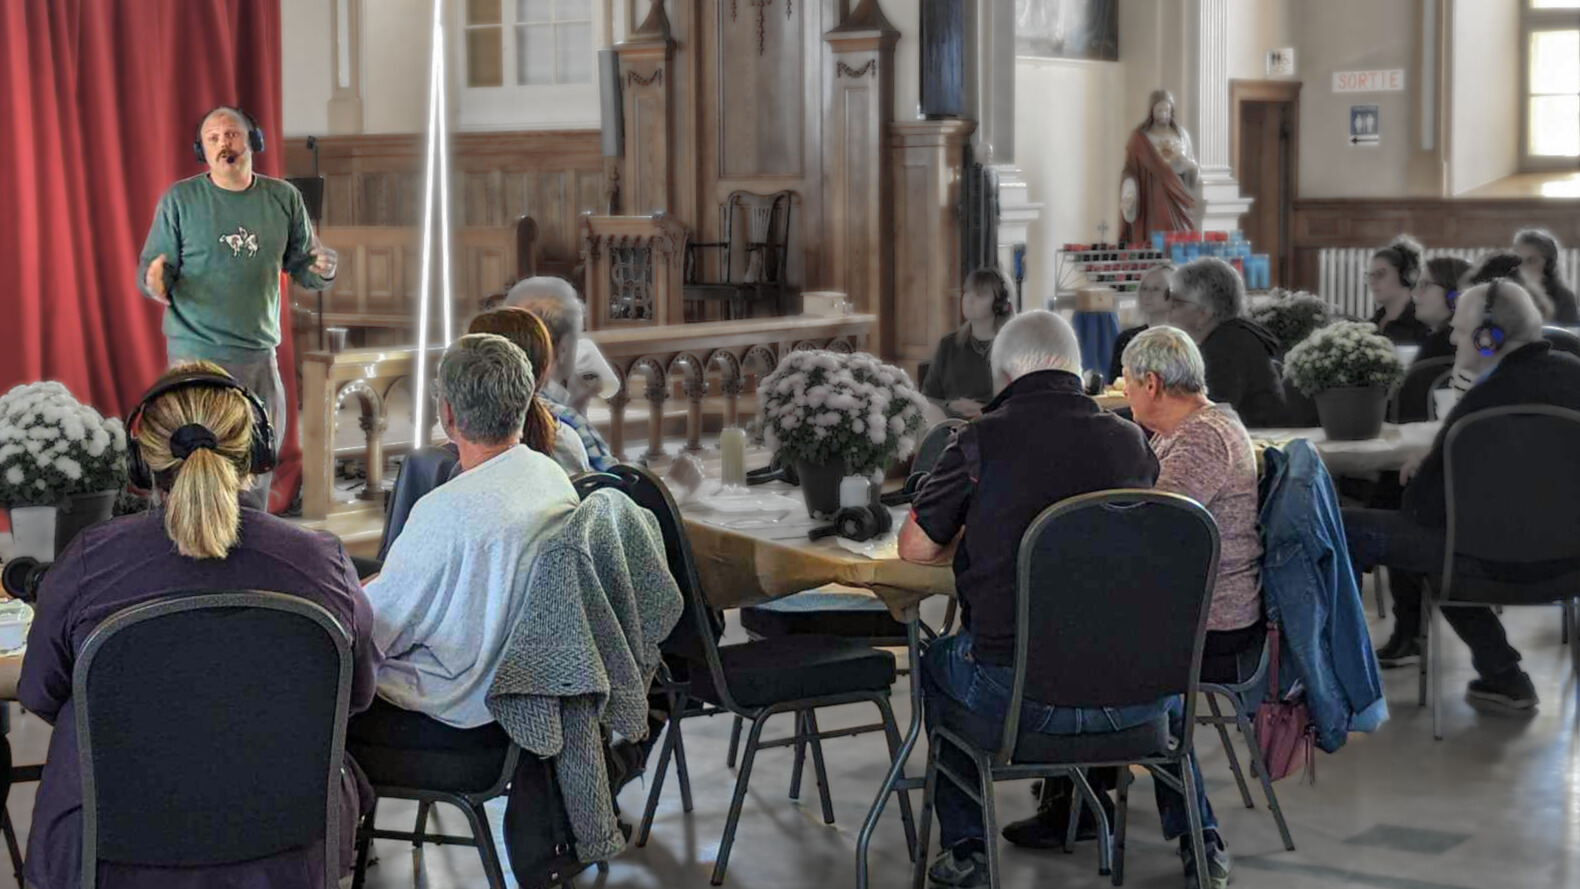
[1190,0,1252,233]
[968,0,1041,295]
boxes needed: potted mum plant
[1250,288,1331,357]
[0,382,129,560]
[757,350,929,517]
[1283,321,1406,441]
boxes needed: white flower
[33,479,45,491]
[24,440,42,456]
[34,452,52,468]
[61,417,85,441]
[868,426,886,445]
[852,419,865,434]
[4,467,21,485]
[55,457,82,480]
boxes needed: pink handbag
[1252,623,1316,783]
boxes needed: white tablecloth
[1252,422,1441,476]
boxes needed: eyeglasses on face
[1365,269,1390,282]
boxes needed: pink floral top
[1152,404,1263,631]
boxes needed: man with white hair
[504,276,619,471]
[1166,257,1286,428]
[1345,279,1580,710]
[898,312,1227,889]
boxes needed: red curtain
[0,0,301,515]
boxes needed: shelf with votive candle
[719,426,747,490]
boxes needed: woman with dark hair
[1513,228,1579,324]
[468,306,590,474]
[1107,263,1175,385]
[1368,235,1431,344]
[922,267,1015,419]
[1410,256,1473,362]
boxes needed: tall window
[1524,0,1580,167]
[465,0,592,88]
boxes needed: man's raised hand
[145,254,170,305]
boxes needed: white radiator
[1316,247,1580,319]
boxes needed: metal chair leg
[460,800,508,889]
[1233,705,1295,850]
[672,711,694,814]
[1205,694,1254,809]
[1070,768,1113,877]
[975,749,1004,889]
[412,800,432,850]
[1430,598,1444,740]
[351,796,379,889]
[805,710,837,825]
[1417,600,1431,708]
[909,739,941,889]
[2,809,24,886]
[726,715,743,768]
[1062,782,1081,853]
[1181,759,1209,889]
[1112,767,1130,886]
[712,714,769,885]
[788,711,808,802]
[1375,567,1388,619]
[637,694,685,847]
[874,694,918,860]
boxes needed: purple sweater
[18,508,377,889]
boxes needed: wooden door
[1231,81,1301,289]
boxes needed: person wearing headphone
[136,106,337,508]
[1343,280,1580,710]
[1367,235,1431,345]
[1107,263,1175,385]
[17,363,378,889]
[922,267,1015,420]
[1409,256,1473,364]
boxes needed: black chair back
[379,445,462,560]
[1543,326,1580,358]
[1390,356,1455,424]
[914,420,964,477]
[1443,406,1580,571]
[572,466,729,691]
[74,592,353,889]
[1003,490,1219,761]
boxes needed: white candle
[840,474,870,509]
[720,427,747,488]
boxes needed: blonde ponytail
[136,361,256,560]
[165,447,242,559]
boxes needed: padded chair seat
[740,590,907,641]
[686,636,897,709]
[347,700,512,794]
[933,694,1171,765]
[1434,565,1580,606]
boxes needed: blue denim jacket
[1258,441,1388,752]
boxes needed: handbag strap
[1265,620,1282,704]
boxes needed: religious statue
[1119,89,1199,244]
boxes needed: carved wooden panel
[717,1,804,178]
[284,131,603,281]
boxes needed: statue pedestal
[1198,172,1253,235]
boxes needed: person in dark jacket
[1410,256,1473,363]
[1368,235,1432,344]
[899,310,1230,889]
[1514,227,1580,326]
[1344,280,1580,710]
[1167,257,1287,428]
[1107,263,1175,385]
[922,267,1015,420]
[19,364,378,889]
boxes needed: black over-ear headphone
[126,371,276,490]
[1472,278,1506,358]
[809,500,894,543]
[192,106,266,163]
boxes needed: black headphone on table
[126,371,276,490]
[192,106,266,163]
[1472,278,1507,358]
[809,499,894,543]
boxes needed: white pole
[411,0,444,446]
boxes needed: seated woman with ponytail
[18,362,379,889]
[1369,235,1432,344]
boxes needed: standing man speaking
[137,106,336,506]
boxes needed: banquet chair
[727,419,966,771]
[1542,325,1580,358]
[1388,357,1454,424]
[574,464,915,885]
[74,592,353,889]
[1193,630,1296,850]
[911,490,1219,889]
[1419,405,1580,739]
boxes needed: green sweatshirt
[137,173,331,363]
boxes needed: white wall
[1449,0,1519,194]
[1013,58,1127,308]
[888,0,922,123]
[1227,0,1293,82]
[281,0,332,137]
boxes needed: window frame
[454,0,606,131]
[1520,1,1580,170]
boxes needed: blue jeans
[920,632,1217,847]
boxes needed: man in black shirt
[898,310,1229,889]
[1166,258,1287,428]
[1346,280,1580,710]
